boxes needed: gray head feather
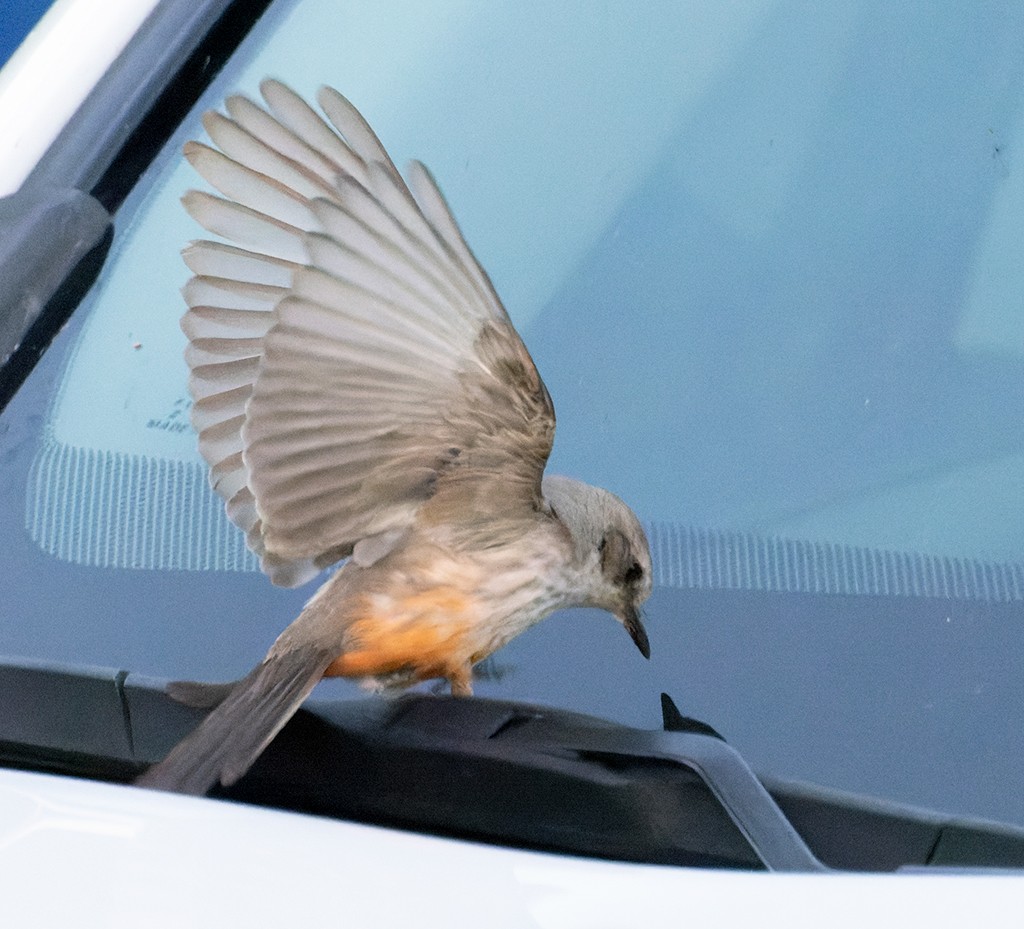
[542,474,653,657]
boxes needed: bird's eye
[623,560,643,585]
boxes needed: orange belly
[322,587,478,685]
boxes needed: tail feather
[166,678,239,709]
[135,644,334,795]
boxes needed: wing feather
[180,80,555,584]
[182,191,307,262]
[183,143,314,230]
[406,161,508,321]
[181,305,277,341]
[182,241,296,286]
[261,80,369,180]
[222,94,349,185]
[309,196,478,326]
[315,83,400,178]
[189,357,261,397]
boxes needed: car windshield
[2,0,1024,829]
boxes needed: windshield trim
[0,0,275,413]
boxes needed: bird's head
[542,475,653,658]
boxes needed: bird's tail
[135,643,334,795]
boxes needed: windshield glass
[2,0,1024,828]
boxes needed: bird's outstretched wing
[182,80,556,587]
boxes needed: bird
[135,79,652,795]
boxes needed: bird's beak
[619,602,650,659]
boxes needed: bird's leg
[447,666,474,697]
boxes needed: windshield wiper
[1,655,1023,872]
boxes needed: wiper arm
[0,186,111,409]
[570,697,826,871]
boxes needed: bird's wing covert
[181,79,555,586]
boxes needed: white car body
[2,767,1022,928]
